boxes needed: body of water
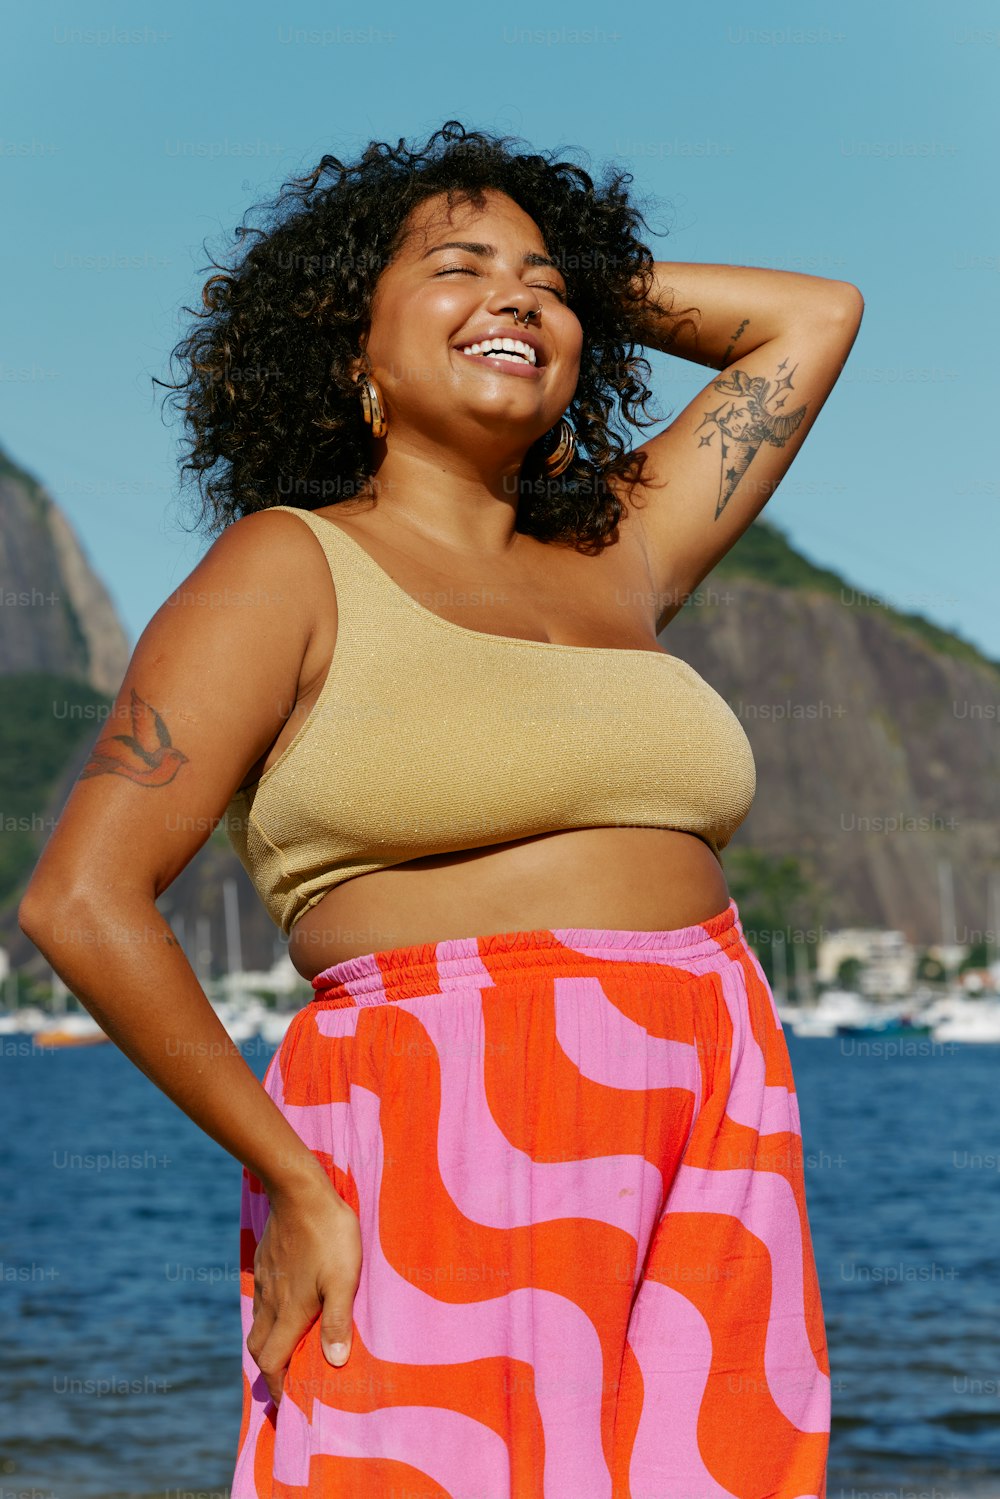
[1,1028,998,1496]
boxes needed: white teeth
[469,351,528,366]
[458,336,537,366]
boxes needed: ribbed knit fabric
[223,506,757,937]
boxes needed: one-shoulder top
[223,505,757,936]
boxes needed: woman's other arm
[615,261,864,626]
[17,508,361,1399]
[628,259,862,369]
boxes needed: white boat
[783,988,876,1038]
[33,1013,109,1047]
[0,1005,49,1034]
[212,944,306,998]
[0,1006,110,1045]
[211,997,271,1044]
[934,1006,1000,1042]
[258,1010,298,1046]
[207,944,309,1045]
[925,993,1000,1044]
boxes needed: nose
[484,272,542,325]
[500,302,541,326]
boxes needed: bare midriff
[287,827,731,980]
[241,499,731,982]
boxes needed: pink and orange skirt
[232,898,830,1497]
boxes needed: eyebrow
[419,240,564,275]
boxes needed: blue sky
[3,0,997,659]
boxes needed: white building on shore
[816,928,917,999]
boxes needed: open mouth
[455,336,541,369]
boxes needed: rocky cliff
[664,569,999,947]
[0,446,130,694]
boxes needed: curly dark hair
[155,119,697,554]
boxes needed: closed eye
[433,267,568,303]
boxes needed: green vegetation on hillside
[0,673,111,911]
[710,519,1000,676]
[723,846,827,986]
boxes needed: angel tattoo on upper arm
[695,360,807,519]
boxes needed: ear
[347,342,369,385]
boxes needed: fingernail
[327,1342,349,1366]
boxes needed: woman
[20,121,863,1497]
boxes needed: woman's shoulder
[193,506,339,634]
[213,503,338,563]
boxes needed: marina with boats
[4,947,1000,1050]
[5,863,999,1048]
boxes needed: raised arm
[615,261,864,629]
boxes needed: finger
[320,1285,358,1367]
[255,1312,312,1408]
[251,1246,273,1327]
[246,1301,276,1371]
[319,1206,363,1367]
[254,1338,288,1409]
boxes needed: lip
[452,324,546,368]
[453,346,544,379]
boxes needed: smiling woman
[152,119,679,546]
[19,119,860,1498]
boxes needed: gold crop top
[223,505,756,936]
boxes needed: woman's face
[354,188,583,460]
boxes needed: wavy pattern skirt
[232,897,830,1498]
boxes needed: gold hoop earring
[357,375,388,438]
[541,417,576,478]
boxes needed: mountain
[668,530,999,948]
[1,441,997,977]
[0,445,131,694]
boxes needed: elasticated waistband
[309,898,744,1007]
